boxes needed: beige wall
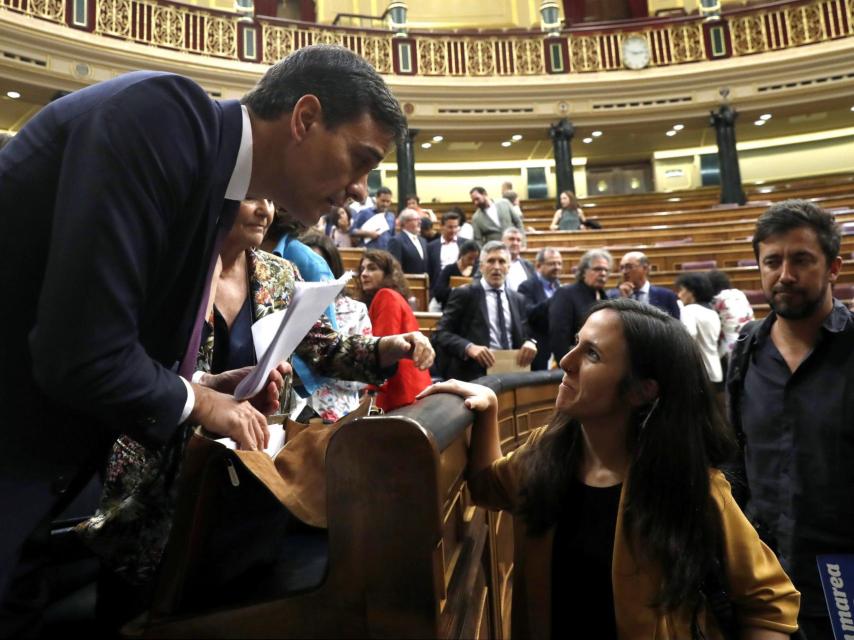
[653,134,854,190]
[379,162,588,204]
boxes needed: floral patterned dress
[308,295,373,422]
[79,249,386,584]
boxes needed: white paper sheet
[233,271,352,400]
[359,212,390,235]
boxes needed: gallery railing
[1,0,851,75]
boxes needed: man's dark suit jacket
[434,282,533,381]
[607,284,681,319]
[0,72,241,593]
[517,276,554,371]
[426,237,463,295]
[549,282,606,362]
[388,233,428,274]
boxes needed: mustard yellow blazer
[467,426,800,640]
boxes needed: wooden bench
[129,370,563,639]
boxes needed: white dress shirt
[180,105,252,422]
[404,229,424,259]
[439,238,460,268]
[485,286,513,350]
[506,259,529,292]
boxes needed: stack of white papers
[233,272,352,401]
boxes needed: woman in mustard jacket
[418,298,799,640]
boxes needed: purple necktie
[178,200,240,379]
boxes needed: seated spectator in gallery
[354,250,432,411]
[518,247,563,370]
[350,185,395,249]
[387,208,429,275]
[503,226,536,292]
[433,241,537,381]
[707,269,754,360]
[549,248,613,362]
[675,272,723,388]
[431,240,481,310]
[550,190,588,231]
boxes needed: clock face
[622,35,651,70]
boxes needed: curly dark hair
[516,298,735,613]
[353,249,411,305]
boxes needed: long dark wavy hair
[353,249,412,306]
[516,298,736,612]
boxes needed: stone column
[549,118,575,205]
[710,105,746,205]
[396,128,418,208]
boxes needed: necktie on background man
[492,288,511,350]
[179,199,241,379]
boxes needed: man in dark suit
[434,241,537,381]
[608,251,681,319]
[388,208,428,274]
[550,248,614,362]
[426,210,463,302]
[0,45,437,632]
[503,226,537,292]
[518,247,563,370]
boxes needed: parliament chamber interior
[1,0,853,636]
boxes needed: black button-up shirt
[738,300,854,615]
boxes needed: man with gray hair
[549,249,613,362]
[518,247,563,370]
[502,226,536,292]
[610,250,680,319]
[388,208,428,274]
[434,241,537,381]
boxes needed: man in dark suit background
[434,241,537,381]
[609,250,680,319]
[388,208,428,274]
[550,248,613,362]
[426,209,463,304]
[350,185,396,249]
[0,45,439,632]
[518,247,563,370]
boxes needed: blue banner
[817,555,854,640]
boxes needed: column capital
[549,118,575,142]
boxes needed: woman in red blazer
[355,250,432,411]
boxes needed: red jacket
[368,288,431,411]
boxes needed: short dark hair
[299,230,344,279]
[447,206,466,223]
[675,272,714,304]
[375,186,392,197]
[753,199,841,266]
[405,194,420,204]
[706,270,731,296]
[535,247,560,265]
[470,186,488,197]
[441,210,462,225]
[459,240,480,256]
[242,45,406,142]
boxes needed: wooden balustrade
[130,371,562,639]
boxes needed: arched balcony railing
[1,0,851,75]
